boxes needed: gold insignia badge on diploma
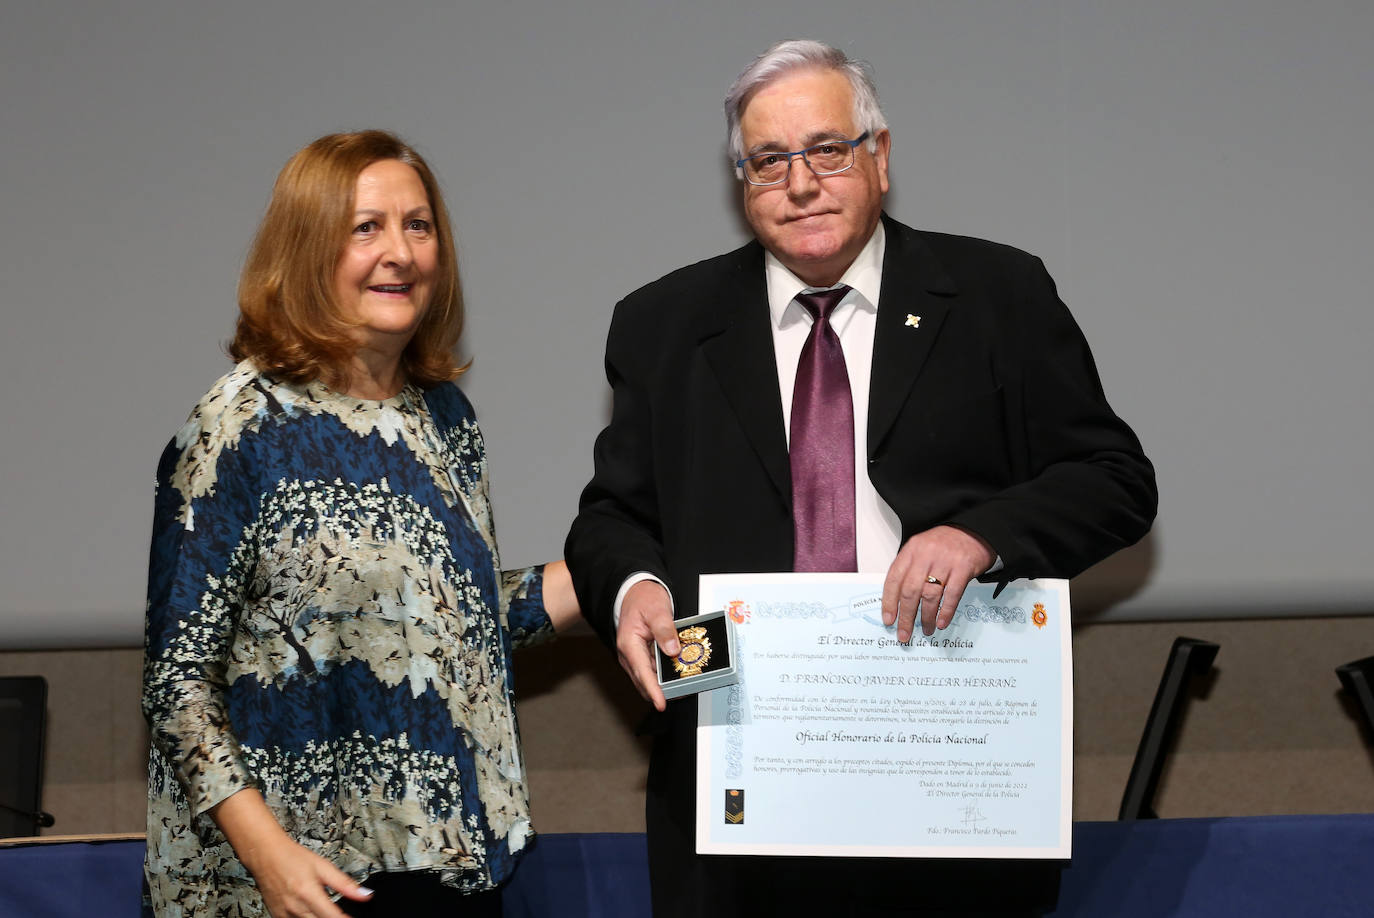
[725,788,745,824]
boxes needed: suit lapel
[868,217,958,453]
[695,220,959,498]
[699,244,791,502]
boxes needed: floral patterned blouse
[142,361,553,917]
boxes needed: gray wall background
[2,1,1370,648]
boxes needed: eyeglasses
[735,132,870,186]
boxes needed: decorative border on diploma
[695,573,1073,859]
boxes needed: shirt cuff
[614,572,674,628]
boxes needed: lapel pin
[905,314,922,328]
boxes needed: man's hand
[617,580,680,711]
[882,525,996,641]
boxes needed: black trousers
[338,872,503,917]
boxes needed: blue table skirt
[2,816,1371,917]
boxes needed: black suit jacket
[567,215,1156,643]
[564,215,1155,916]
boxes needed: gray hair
[724,39,888,164]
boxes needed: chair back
[0,676,49,838]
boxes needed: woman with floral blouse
[142,130,580,918]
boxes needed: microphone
[0,800,55,829]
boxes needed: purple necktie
[790,285,858,572]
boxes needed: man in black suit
[566,39,1156,917]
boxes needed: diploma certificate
[696,573,1071,858]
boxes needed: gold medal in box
[655,609,740,700]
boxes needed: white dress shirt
[615,224,903,621]
[764,222,903,573]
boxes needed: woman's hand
[243,834,370,918]
[211,789,373,918]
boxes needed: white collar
[765,221,885,328]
